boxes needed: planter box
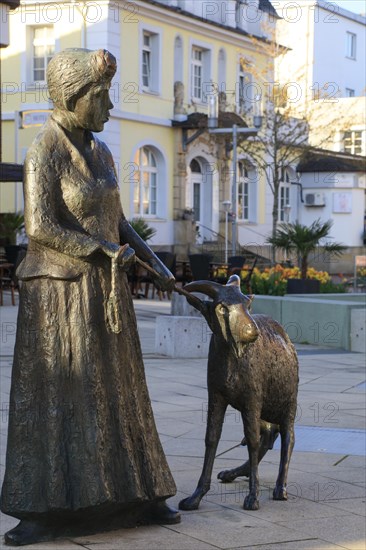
[287,278,320,294]
[252,294,365,351]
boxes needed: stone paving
[0,294,365,549]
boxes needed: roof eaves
[297,149,366,173]
[259,0,281,19]
[1,0,20,9]
[141,0,283,46]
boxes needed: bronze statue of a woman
[0,48,180,546]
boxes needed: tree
[236,25,348,250]
[128,217,156,242]
[0,213,24,245]
[240,100,310,240]
[267,219,346,279]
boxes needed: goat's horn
[226,275,241,287]
[183,280,223,299]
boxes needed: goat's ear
[246,294,254,311]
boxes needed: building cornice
[298,148,366,173]
[111,109,172,127]
[1,0,20,9]
[131,0,282,55]
[15,0,286,54]
[317,0,366,24]
[2,108,173,127]
[282,0,366,25]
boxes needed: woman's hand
[101,242,136,271]
[148,257,175,293]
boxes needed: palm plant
[267,219,346,279]
[0,213,25,245]
[129,217,157,242]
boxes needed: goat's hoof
[217,470,236,483]
[243,495,259,510]
[179,496,200,511]
[273,486,288,500]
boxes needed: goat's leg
[218,421,279,482]
[242,413,261,510]
[217,462,248,483]
[179,394,227,511]
[273,422,295,501]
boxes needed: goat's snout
[216,303,259,352]
[232,304,259,343]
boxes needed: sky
[331,0,366,14]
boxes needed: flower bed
[238,265,345,296]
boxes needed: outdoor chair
[228,255,246,276]
[188,254,213,281]
[143,251,176,299]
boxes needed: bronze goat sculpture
[179,276,299,511]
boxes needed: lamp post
[290,171,304,223]
[208,94,262,255]
[283,204,291,263]
[207,92,218,129]
[222,200,231,264]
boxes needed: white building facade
[1,0,281,258]
[275,0,366,103]
[274,0,366,258]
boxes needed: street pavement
[0,292,365,550]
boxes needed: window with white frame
[190,45,211,102]
[133,147,158,216]
[32,26,55,83]
[192,47,203,100]
[344,130,363,155]
[279,168,291,222]
[142,32,151,89]
[238,60,253,115]
[346,32,356,59]
[238,162,250,221]
[141,30,160,93]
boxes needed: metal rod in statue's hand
[135,256,160,278]
[135,256,192,299]
[171,285,193,300]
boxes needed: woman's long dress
[0,117,176,521]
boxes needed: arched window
[190,159,202,222]
[279,168,291,222]
[238,162,250,221]
[190,159,201,173]
[133,147,158,216]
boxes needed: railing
[194,222,273,267]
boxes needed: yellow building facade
[1,0,277,254]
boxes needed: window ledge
[191,98,207,106]
[133,216,166,221]
[25,82,48,90]
[142,89,161,97]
